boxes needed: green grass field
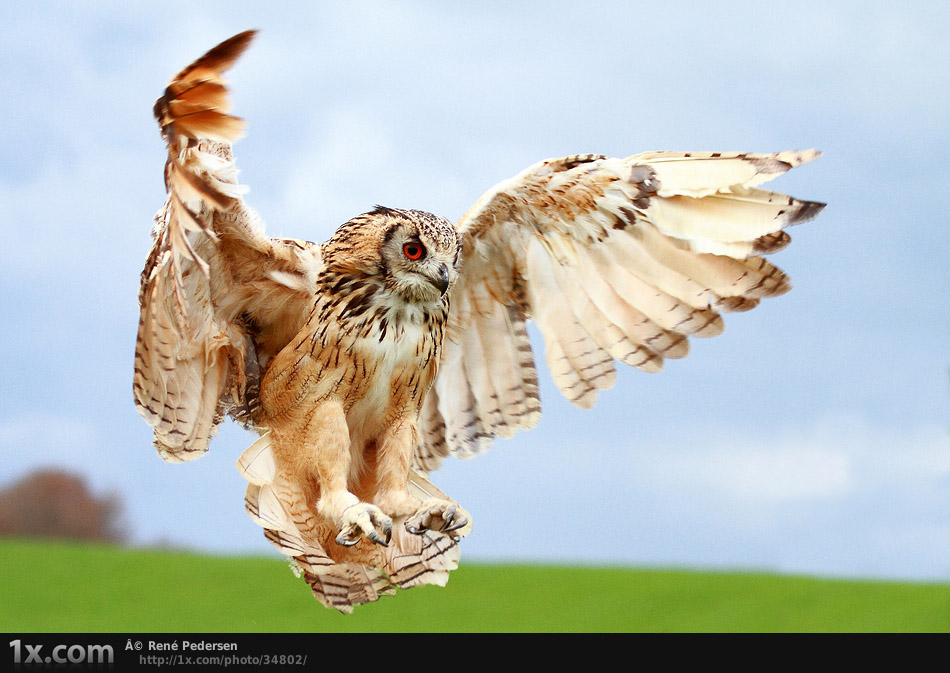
[1,539,947,632]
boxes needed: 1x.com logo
[10,639,114,666]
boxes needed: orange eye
[403,242,424,260]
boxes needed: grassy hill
[1,539,947,632]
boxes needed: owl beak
[428,264,451,296]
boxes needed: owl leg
[373,420,469,536]
[372,419,422,519]
[270,398,392,548]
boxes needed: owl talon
[405,499,468,536]
[439,504,458,531]
[442,515,467,533]
[335,502,392,547]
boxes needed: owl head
[322,206,462,306]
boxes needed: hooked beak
[427,264,451,296]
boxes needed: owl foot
[335,503,393,547]
[405,499,468,537]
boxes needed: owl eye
[402,241,425,260]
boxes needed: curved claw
[442,514,468,533]
[334,503,393,547]
[437,504,457,531]
[405,499,468,537]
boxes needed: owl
[134,31,825,612]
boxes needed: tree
[0,468,127,543]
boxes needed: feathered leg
[238,433,470,612]
[372,419,469,536]
[270,397,393,547]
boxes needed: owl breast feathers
[133,31,825,612]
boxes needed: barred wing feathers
[134,30,321,462]
[414,151,824,470]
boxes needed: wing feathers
[473,310,520,437]
[415,292,541,467]
[437,335,493,460]
[416,149,823,467]
[527,240,618,407]
[632,149,822,197]
[136,31,321,461]
[156,30,256,140]
[646,188,824,250]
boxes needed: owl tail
[236,433,468,613]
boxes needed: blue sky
[1,1,947,581]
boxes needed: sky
[1,1,947,582]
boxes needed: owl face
[378,208,462,306]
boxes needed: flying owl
[134,31,825,612]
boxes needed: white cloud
[673,446,853,502]
[633,418,950,504]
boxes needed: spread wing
[414,150,824,470]
[134,31,321,462]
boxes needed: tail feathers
[385,527,460,589]
[237,434,468,612]
[293,554,397,614]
